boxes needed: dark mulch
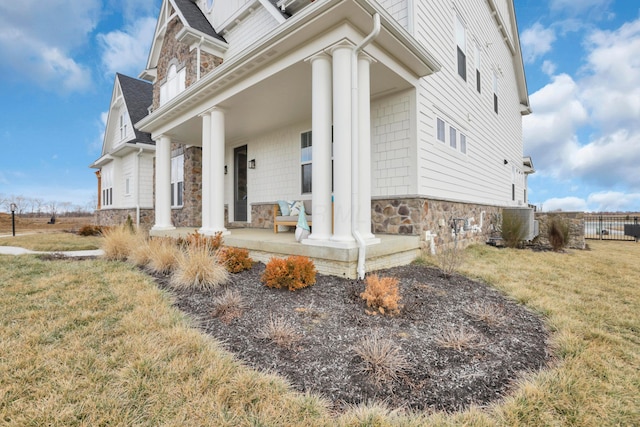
[149,262,551,413]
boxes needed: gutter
[351,12,380,280]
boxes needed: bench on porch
[273,200,313,233]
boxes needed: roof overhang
[176,26,229,58]
[523,156,535,174]
[90,142,156,168]
[137,0,441,140]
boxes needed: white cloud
[524,18,640,195]
[98,17,157,77]
[0,0,100,92]
[541,196,588,212]
[541,60,557,76]
[521,22,556,63]
[550,0,611,16]
[586,191,640,212]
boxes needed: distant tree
[47,200,58,217]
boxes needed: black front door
[234,145,247,222]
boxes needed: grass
[0,232,102,251]
[0,240,638,425]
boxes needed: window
[125,177,131,195]
[456,15,467,81]
[119,111,128,140]
[171,155,184,207]
[436,118,446,142]
[475,43,481,93]
[449,127,457,149]
[159,64,186,106]
[301,131,312,194]
[102,168,113,207]
[493,72,499,114]
[460,133,467,154]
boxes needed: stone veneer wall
[171,146,202,227]
[95,208,155,230]
[152,17,223,111]
[250,198,502,251]
[372,197,501,251]
[533,212,586,249]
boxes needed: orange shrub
[178,230,223,253]
[360,274,401,315]
[261,255,317,291]
[219,246,253,273]
[78,224,103,236]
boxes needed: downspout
[351,13,380,280]
[136,148,143,227]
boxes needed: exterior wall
[121,155,135,207]
[413,0,526,207]
[95,208,155,230]
[372,196,501,250]
[171,145,202,227]
[210,0,252,29]
[221,7,280,58]
[378,0,409,29]
[533,212,586,250]
[139,154,155,208]
[371,90,415,197]
[152,16,223,111]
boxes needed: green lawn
[0,240,637,426]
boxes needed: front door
[234,145,247,222]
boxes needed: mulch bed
[150,262,551,413]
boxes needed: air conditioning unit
[503,207,538,241]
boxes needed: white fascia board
[90,154,114,169]
[176,27,229,57]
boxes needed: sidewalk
[0,246,103,257]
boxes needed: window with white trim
[493,72,499,114]
[160,64,186,106]
[474,43,481,93]
[456,15,467,81]
[436,118,446,143]
[171,154,184,207]
[119,111,129,140]
[449,127,457,149]
[125,177,131,195]
[102,167,113,207]
[301,130,312,194]
[460,133,467,154]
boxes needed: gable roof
[173,0,225,41]
[116,73,154,145]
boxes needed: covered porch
[150,227,421,279]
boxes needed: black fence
[584,215,640,241]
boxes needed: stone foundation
[533,212,586,249]
[95,208,155,230]
[372,197,502,251]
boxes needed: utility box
[503,207,539,241]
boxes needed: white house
[93,0,534,276]
[91,73,156,226]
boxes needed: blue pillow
[277,200,290,216]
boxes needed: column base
[151,224,176,231]
[199,227,230,236]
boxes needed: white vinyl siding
[414,0,525,206]
[455,14,467,81]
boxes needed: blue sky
[0,0,639,213]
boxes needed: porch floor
[150,227,422,279]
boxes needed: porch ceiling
[168,58,412,146]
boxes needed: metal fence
[584,215,639,241]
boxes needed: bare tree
[47,200,58,217]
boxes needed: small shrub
[125,214,135,233]
[101,225,135,261]
[211,289,246,323]
[500,211,526,248]
[435,325,482,351]
[257,315,299,348]
[434,246,466,278]
[360,274,401,315]
[353,333,410,384]
[146,237,180,274]
[219,246,253,273]
[548,216,570,251]
[171,244,228,290]
[126,233,152,267]
[78,224,103,236]
[178,230,223,253]
[464,302,505,326]
[261,256,317,291]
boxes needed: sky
[0,0,639,213]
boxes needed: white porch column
[306,52,333,242]
[199,112,212,234]
[330,42,355,244]
[152,135,175,231]
[357,54,376,240]
[209,107,228,235]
